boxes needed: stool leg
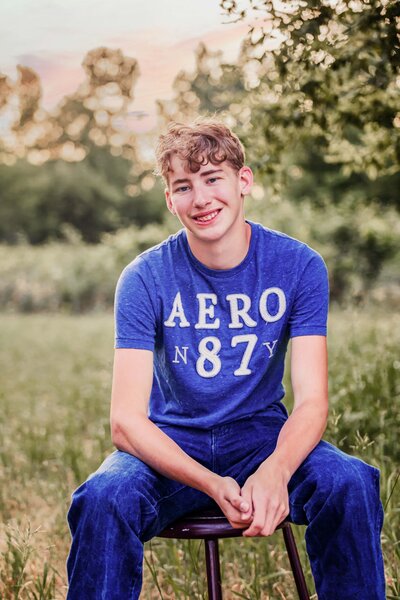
[204,538,223,600]
[281,524,310,600]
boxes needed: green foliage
[0,156,168,244]
[220,0,400,183]
[0,47,170,243]
[0,47,140,165]
[158,43,249,120]
[0,310,398,597]
[0,221,177,312]
[246,194,400,301]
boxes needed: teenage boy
[67,120,385,599]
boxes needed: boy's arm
[239,335,329,536]
[110,348,250,525]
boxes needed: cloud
[8,52,86,108]
[119,22,248,107]
[2,19,249,132]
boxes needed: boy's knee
[311,453,381,510]
[295,442,380,504]
[68,465,155,537]
[68,473,119,527]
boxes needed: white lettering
[164,292,190,328]
[195,293,220,329]
[226,294,257,329]
[263,339,278,358]
[172,346,189,364]
[196,337,221,378]
[231,334,258,376]
[259,288,286,323]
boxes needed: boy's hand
[210,476,253,528]
[239,457,290,537]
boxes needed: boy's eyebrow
[201,168,223,177]
[171,169,223,186]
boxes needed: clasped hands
[212,458,291,537]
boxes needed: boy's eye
[207,177,220,184]
[175,185,190,193]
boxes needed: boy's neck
[186,221,251,270]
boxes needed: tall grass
[0,309,399,598]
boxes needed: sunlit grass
[0,309,399,598]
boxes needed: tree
[0,48,169,242]
[157,43,249,122]
[0,159,124,243]
[219,0,400,199]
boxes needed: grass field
[0,309,399,599]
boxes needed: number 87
[196,334,258,378]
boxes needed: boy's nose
[192,188,211,208]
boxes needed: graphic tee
[115,221,329,429]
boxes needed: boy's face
[165,154,253,247]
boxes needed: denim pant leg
[66,446,213,600]
[214,418,385,600]
[288,440,385,600]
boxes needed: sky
[0,0,249,132]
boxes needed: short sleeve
[114,259,157,350]
[288,251,329,338]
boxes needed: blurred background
[0,1,399,598]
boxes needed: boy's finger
[229,496,249,512]
[239,489,253,517]
[239,500,250,512]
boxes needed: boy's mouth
[192,209,221,224]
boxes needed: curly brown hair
[155,118,245,185]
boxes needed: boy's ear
[165,188,175,215]
[239,166,253,196]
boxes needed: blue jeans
[66,416,385,599]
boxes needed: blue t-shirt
[114,221,329,429]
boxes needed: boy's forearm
[112,415,220,497]
[260,400,328,482]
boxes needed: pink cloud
[11,52,85,109]
[125,22,249,113]
[7,21,249,132]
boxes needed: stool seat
[159,506,286,540]
[158,506,310,600]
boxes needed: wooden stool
[159,507,310,600]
